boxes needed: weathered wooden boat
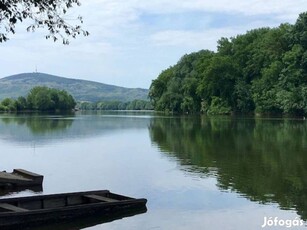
[0,190,147,229]
[0,169,43,188]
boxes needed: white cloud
[150,28,243,50]
[85,0,306,18]
[79,0,307,52]
[1,0,306,88]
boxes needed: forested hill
[0,73,149,102]
[149,12,307,116]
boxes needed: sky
[0,0,306,89]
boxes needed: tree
[217,37,233,56]
[0,0,89,44]
[0,97,16,111]
[26,86,76,111]
[252,61,283,114]
[292,12,307,49]
[197,55,238,109]
[149,67,174,111]
[15,96,27,110]
[149,12,307,116]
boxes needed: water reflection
[1,115,74,134]
[4,208,147,230]
[1,113,306,229]
[0,112,150,146]
[0,114,75,146]
[149,116,307,220]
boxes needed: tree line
[149,12,307,116]
[0,86,76,112]
[77,100,153,111]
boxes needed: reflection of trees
[1,114,74,134]
[149,117,307,220]
[0,112,150,146]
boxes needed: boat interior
[0,191,130,213]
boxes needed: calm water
[0,112,306,230]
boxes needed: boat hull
[0,169,43,188]
[0,190,147,229]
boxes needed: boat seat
[83,194,118,202]
[0,203,28,212]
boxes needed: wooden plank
[0,172,31,181]
[0,203,28,212]
[13,169,42,178]
[0,169,43,187]
[13,169,44,184]
[83,194,118,202]
[44,198,66,209]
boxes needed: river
[0,112,306,229]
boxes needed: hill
[0,73,149,102]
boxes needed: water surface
[0,112,306,229]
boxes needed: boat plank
[0,169,43,188]
[0,203,28,212]
[13,169,43,178]
[83,194,118,202]
[0,172,32,182]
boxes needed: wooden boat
[0,169,43,188]
[0,190,147,229]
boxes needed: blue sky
[0,0,306,88]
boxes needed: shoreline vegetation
[1,13,306,117]
[0,86,76,112]
[76,100,153,111]
[148,12,307,117]
[0,86,153,112]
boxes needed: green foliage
[15,96,27,110]
[0,98,17,111]
[252,61,283,113]
[27,86,76,111]
[149,12,307,116]
[77,100,153,111]
[234,79,254,112]
[198,55,238,108]
[207,96,232,115]
[0,86,76,112]
[149,50,215,113]
[292,12,307,49]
